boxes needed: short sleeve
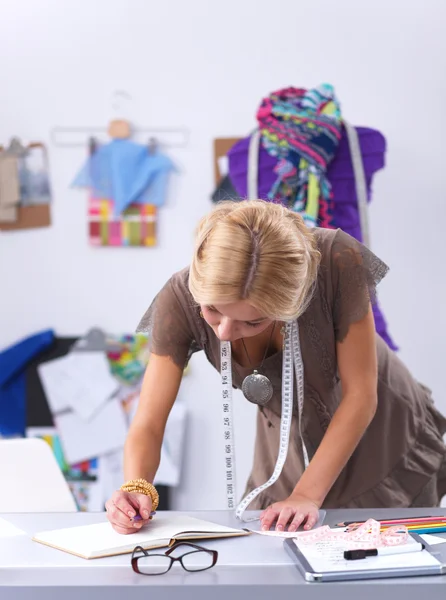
[136,276,196,369]
[331,229,389,342]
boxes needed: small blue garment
[0,329,54,437]
[133,155,174,206]
[71,139,174,215]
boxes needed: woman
[106,200,446,535]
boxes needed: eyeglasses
[131,542,219,575]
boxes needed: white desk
[2,509,446,600]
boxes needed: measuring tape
[220,340,237,510]
[220,321,309,522]
[292,519,408,548]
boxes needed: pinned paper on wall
[37,352,118,421]
[36,348,128,465]
[54,397,128,465]
[29,325,189,510]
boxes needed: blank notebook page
[33,514,245,559]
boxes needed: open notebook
[32,514,249,559]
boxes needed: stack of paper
[38,352,118,421]
[33,328,189,511]
[37,352,126,465]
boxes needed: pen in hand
[130,511,156,522]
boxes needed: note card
[293,534,441,574]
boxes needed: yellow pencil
[380,523,446,532]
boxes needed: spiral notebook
[33,514,248,560]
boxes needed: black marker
[344,542,424,560]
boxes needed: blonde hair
[189,200,321,321]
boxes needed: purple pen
[131,511,156,522]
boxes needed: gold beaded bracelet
[120,478,159,512]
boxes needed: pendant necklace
[240,322,275,406]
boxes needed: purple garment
[228,126,397,350]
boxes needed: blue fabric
[134,158,173,207]
[0,329,54,437]
[71,140,174,214]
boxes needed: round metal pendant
[241,371,274,406]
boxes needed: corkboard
[0,204,51,231]
[0,142,51,232]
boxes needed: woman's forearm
[293,392,377,505]
[123,424,163,484]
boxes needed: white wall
[1,0,445,510]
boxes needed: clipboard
[284,533,446,582]
[70,328,107,353]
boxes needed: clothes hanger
[107,119,131,139]
[148,137,158,154]
[89,136,97,155]
[7,137,28,155]
[107,90,132,140]
[51,90,189,149]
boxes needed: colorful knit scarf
[257,84,342,228]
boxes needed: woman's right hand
[105,490,153,535]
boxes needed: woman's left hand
[260,493,320,532]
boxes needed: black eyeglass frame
[131,541,219,575]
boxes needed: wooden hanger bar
[51,127,189,148]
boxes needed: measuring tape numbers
[220,321,309,522]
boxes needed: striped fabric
[88,198,157,247]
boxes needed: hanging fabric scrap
[71,138,174,247]
[105,333,150,386]
[257,84,342,228]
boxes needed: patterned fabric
[105,333,150,385]
[257,84,342,228]
[88,198,157,247]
